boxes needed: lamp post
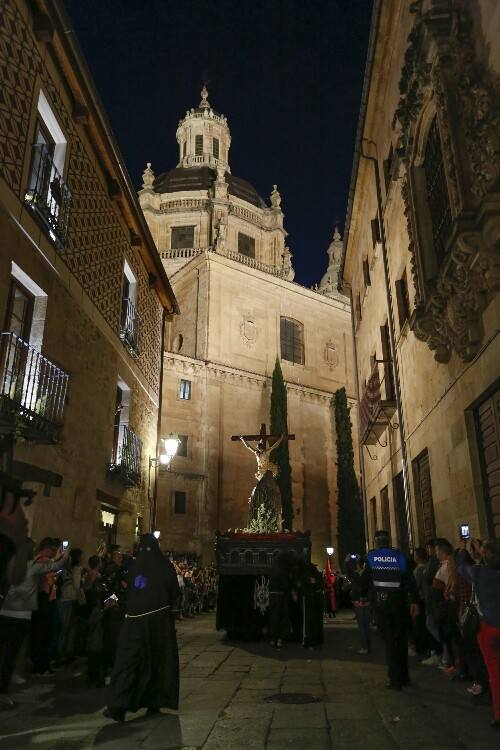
[149,433,180,532]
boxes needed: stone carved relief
[395,0,500,363]
[240,316,258,348]
[324,340,339,369]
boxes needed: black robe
[302,564,324,647]
[107,535,180,713]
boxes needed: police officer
[366,530,419,690]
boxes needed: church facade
[139,89,357,562]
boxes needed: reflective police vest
[366,547,407,592]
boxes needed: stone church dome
[153,167,266,209]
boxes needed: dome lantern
[176,85,232,173]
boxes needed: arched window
[280,317,304,365]
[423,117,452,264]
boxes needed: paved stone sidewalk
[0,612,494,749]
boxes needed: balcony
[24,144,71,248]
[108,424,142,487]
[0,332,69,443]
[359,361,397,446]
[120,298,141,357]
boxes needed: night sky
[64,0,373,287]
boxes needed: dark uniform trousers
[376,592,410,686]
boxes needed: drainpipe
[349,287,370,550]
[360,142,414,551]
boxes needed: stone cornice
[164,353,356,404]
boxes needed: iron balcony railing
[120,298,141,356]
[0,332,69,442]
[24,144,71,247]
[359,360,397,447]
[109,424,142,486]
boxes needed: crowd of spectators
[170,555,217,619]
[343,537,500,730]
[0,540,217,709]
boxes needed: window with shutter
[280,317,304,365]
[356,294,362,323]
[383,144,393,190]
[380,323,395,400]
[177,435,188,457]
[238,233,256,259]
[363,259,371,287]
[371,216,381,247]
[393,471,410,554]
[213,137,220,159]
[380,485,391,543]
[171,226,195,249]
[475,390,500,538]
[395,270,411,330]
[370,497,377,544]
[412,449,436,541]
[195,134,203,156]
[174,491,187,514]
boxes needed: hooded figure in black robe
[104,534,180,722]
[301,563,324,648]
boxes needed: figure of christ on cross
[231,423,295,482]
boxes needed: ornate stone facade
[394,0,500,363]
[342,0,500,547]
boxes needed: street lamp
[149,433,181,532]
[326,546,334,556]
[161,433,181,468]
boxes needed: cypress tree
[334,387,365,560]
[270,357,293,530]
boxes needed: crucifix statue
[231,424,295,532]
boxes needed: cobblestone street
[0,612,494,749]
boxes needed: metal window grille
[423,118,452,263]
[280,317,304,365]
[110,424,142,485]
[120,298,141,356]
[24,144,71,247]
[195,135,203,156]
[179,379,191,400]
[0,331,69,441]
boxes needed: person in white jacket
[0,540,69,709]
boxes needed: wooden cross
[231,423,295,448]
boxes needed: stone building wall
[155,253,357,564]
[0,0,176,555]
[342,0,500,548]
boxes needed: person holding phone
[0,540,69,709]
